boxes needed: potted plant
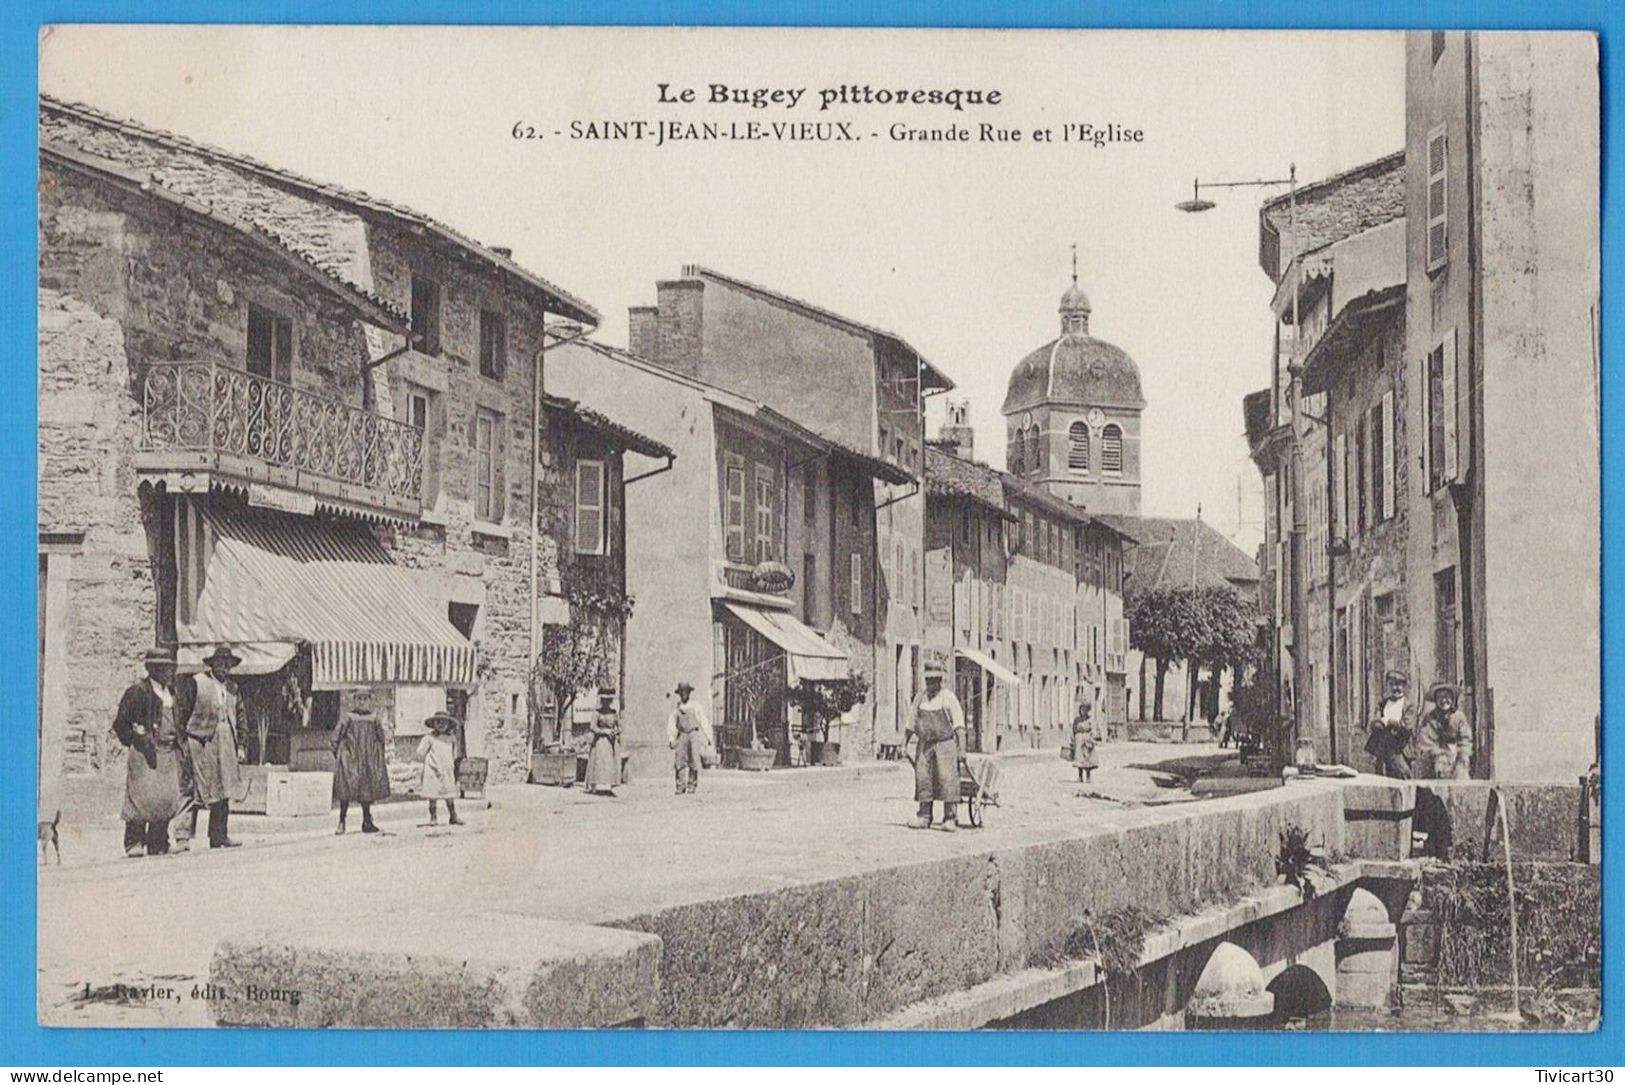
[733,664,779,772]
[785,672,870,767]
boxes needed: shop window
[246,303,293,383]
[575,459,607,556]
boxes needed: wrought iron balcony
[136,360,423,519]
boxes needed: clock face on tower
[1087,408,1106,428]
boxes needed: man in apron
[906,659,966,831]
[110,647,186,857]
[182,645,246,848]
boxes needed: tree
[528,583,634,751]
[1129,584,1258,726]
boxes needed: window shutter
[725,460,746,561]
[1381,391,1396,520]
[1332,432,1347,538]
[1427,126,1449,271]
[850,553,862,616]
[574,460,606,555]
[1102,425,1124,474]
[1068,422,1090,471]
[1441,330,1460,482]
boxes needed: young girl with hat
[416,712,464,826]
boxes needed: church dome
[1004,281,1144,415]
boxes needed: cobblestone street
[38,741,1218,1026]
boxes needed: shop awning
[954,646,1019,687]
[176,501,478,689]
[721,602,849,682]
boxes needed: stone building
[38,98,664,817]
[1400,31,1599,781]
[621,266,953,758]
[549,338,907,771]
[1251,152,1406,761]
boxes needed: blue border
[2,0,1618,1066]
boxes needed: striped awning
[175,500,477,688]
[721,602,849,683]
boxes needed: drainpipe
[529,322,593,759]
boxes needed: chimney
[627,306,660,362]
[939,399,975,460]
[490,245,513,259]
[654,279,705,378]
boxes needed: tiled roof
[1124,517,1260,597]
[542,394,673,461]
[1258,151,1405,282]
[924,446,1012,518]
[40,95,599,326]
[42,140,409,331]
[681,265,954,393]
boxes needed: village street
[38,741,1223,1027]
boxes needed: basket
[456,756,489,799]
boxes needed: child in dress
[416,712,464,826]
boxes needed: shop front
[171,496,478,808]
[952,645,1018,752]
[716,601,851,767]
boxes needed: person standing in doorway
[182,645,246,848]
[417,712,464,826]
[331,704,389,834]
[110,647,186,857]
[585,686,622,796]
[667,682,714,795]
[906,659,966,831]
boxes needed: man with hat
[905,657,966,831]
[181,644,246,849]
[110,647,187,857]
[1364,670,1414,779]
[1416,682,1473,780]
[667,681,714,795]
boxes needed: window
[1101,425,1124,474]
[1026,425,1043,474]
[724,455,746,562]
[479,308,507,379]
[575,460,607,555]
[803,466,817,525]
[1427,125,1449,272]
[1067,422,1090,472]
[753,464,776,562]
[473,409,502,522]
[1427,331,1460,491]
[803,553,817,617]
[407,391,429,431]
[410,276,441,353]
[1434,568,1458,684]
[960,506,972,545]
[1009,428,1025,475]
[851,476,865,526]
[1332,431,1347,539]
[850,553,863,616]
[246,304,293,383]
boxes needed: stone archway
[1265,964,1333,1021]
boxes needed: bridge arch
[1265,964,1332,1020]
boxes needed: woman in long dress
[1070,696,1100,782]
[331,705,390,834]
[416,712,463,826]
[585,687,621,796]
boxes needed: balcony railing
[137,361,423,514]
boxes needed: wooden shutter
[574,460,606,555]
[1332,432,1347,538]
[725,456,746,561]
[1381,391,1396,520]
[850,553,862,616]
[1427,126,1449,271]
[1441,330,1460,482]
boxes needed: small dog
[38,809,61,865]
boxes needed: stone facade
[38,100,637,813]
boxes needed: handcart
[958,754,1001,828]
